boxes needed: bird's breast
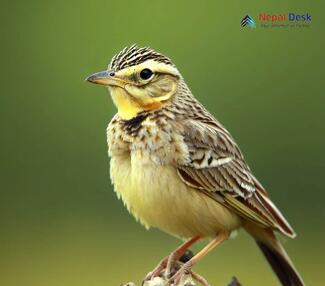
[107,116,240,238]
[109,150,240,239]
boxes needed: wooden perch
[121,250,242,286]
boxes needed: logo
[241,13,312,29]
[259,13,312,22]
[241,15,256,28]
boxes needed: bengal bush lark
[86,45,304,286]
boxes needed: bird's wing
[176,118,295,237]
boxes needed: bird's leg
[168,231,229,286]
[143,236,200,283]
[165,236,200,278]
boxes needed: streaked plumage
[86,45,304,286]
[110,45,173,71]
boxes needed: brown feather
[176,116,295,237]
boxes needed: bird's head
[86,45,181,120]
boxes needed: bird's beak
[85,70,126,88]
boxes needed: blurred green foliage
[0,0,324,285]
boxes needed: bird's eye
[140,68,153,80]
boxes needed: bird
[86,45,304,286]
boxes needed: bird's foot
[168,260,193,286]
[143,257,168,284]
[168,264,210,286]
[165,250,194,278]
[143,249,195,284]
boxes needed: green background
[1,1,324,285]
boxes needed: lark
[86,45,304,286]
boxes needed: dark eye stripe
[140,68,153,80]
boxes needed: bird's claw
[142,258,168,285]
[168,261,192,285]
[142,270,161,285]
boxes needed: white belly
[110,152,240,239]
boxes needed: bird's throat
[110,87,165,120]
[110,87,143,120]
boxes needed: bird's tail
[244,224,304,286]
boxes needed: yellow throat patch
[110,87,143,120]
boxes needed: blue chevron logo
[241,15,256,28]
